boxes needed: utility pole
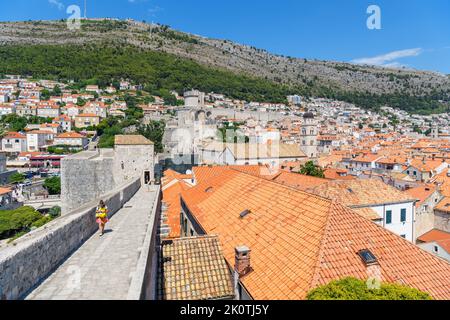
[84,0,87,19]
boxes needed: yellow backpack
[96,207,108,219]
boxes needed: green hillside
[0,43,447,114]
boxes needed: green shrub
[307,277,432,300]
[0,206,42,240]
[8,172,26,184]
[299,161,325,178]
[43,177,61,195]
[49,206,61,219]
[31,216,52,229]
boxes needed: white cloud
[351,48,423,67]
[148,5,163,17]
[48,0,64,10]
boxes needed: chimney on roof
[233,246,252,300]
[234,246,251,277]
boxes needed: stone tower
[61,135,155,214]
[431,124,439,139]
[184,90,205,108]
[300,112,318,158]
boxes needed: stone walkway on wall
[25,185,158,300]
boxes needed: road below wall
[25,185,159,300]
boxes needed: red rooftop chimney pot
[235,246,251,277]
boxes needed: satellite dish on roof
[185,170,192,175]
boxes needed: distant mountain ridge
[0,19,449,113]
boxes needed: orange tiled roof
[18,151,46,158]
[158,235,235,300]
[376,156,407,165]
[76,113,99,117]
[352,207,381,221]
[53,115,71,122]
[409,159,445,173]
[271,171,328,191]
[352,154,382,163]
[162,178,190,238]
[56,132,85,139]
[317,154,343,168]
[308,179,416,207]
[193,165,277,184]
[3,132,26,139]
[0,187,12,196]
[405,185,437,207]
[418,229,450,254]
[40,123,60,128]
[418,229,450,243]
[163,169,193,181]
[324,168,355,181]
[114,135,153,145]
[181,169,450,300]
[435,196,450,213]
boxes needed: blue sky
[1,0,449,73]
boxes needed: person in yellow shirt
[95,200,109,237]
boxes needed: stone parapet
[0,178,141,300]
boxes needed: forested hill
[0,19,449,114]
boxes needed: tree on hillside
[8,172,26,184]
[40,89,51,100]
[307,277,432,300]
[137,120,166,153]
[52,85,62,97]
[299,161,325,178]
[76,97,87,107]
[0,206,42,240]
[1,114,28,132]
[43,177,61,195]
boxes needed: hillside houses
[54,132,89,148]
[1,132,27,153]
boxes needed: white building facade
[368,201,416,242]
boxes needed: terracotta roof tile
[3,132,26,139]
[417,230,450,254]
[308,179,416,207]
[56,132,85,139]
[114,135,153,145]
[180,169,450,299]
[405,185,437,206]
[158,235,235,300]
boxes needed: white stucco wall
[418,242,450,262]
[370,202,415,242]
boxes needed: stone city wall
[61,150,115,214]
[126,185,161,300]
[0,178,141,300]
